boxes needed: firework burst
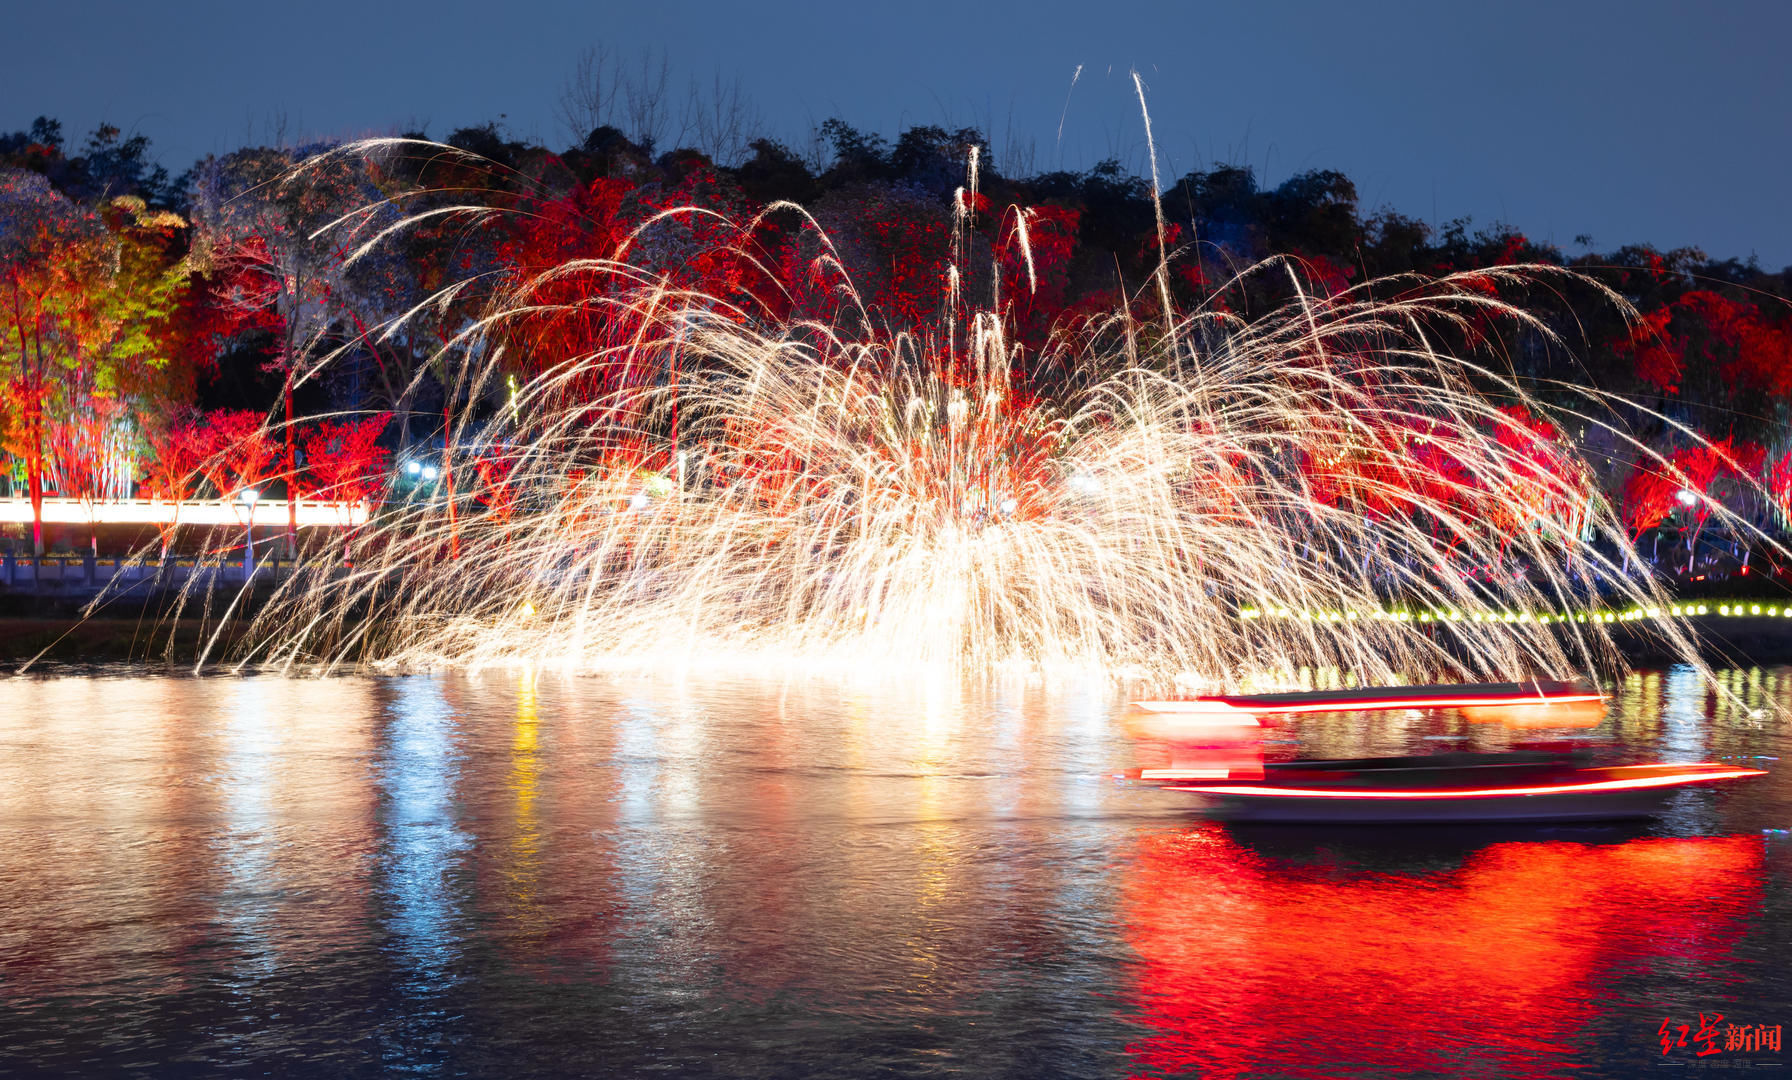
[139,138,1749,690]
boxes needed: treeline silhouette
[2,113,1789,558]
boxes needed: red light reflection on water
[1122,828,1763,1078]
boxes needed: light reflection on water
[379,676,468,993]
[0,666,1785,1078]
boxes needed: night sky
[7,0,1789,266]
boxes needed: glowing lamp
[630,493,649,511]
[1676,489,1697,507]
[405,461,422,476]
[421,465,439,481]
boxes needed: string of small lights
[1239,602,1792,624]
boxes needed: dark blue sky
[7,1,1789,266]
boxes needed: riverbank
[0,616,258,668]
[6,613,1792,671]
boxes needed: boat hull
[1132,680,1602,715]
[1159,759,1764,824]
[1172,785,1680,824]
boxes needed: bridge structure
[0,496,370,529]
[0,497,372,605]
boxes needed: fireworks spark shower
[143,137,1747,691]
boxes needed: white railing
[0,497,370,527]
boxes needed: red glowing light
[1166,764,1764,800]
[1123,830,1766,1078]
[1134,690,1604,715]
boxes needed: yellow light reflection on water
[506,667,544,937]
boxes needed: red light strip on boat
[1134,692,1605,714]
[1166,766,1766,800]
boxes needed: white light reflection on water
[376,677,470,995]
[611,681,719,1002]
[217,680,281,980]
[1662,666,1713,763]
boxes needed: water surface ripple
[0,667,1788,1077]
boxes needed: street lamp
[1676,488,1698,507]
[237,488,261,578]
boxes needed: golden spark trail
[127,139,1780,693]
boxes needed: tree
[1489,405,1583,536]
[197,409,278,500]
[1621,463,1681,541]
[1625,437,1763,571]
[558,45,764,164]
[140,412,211,559]
[193,146,372,557]
[46,399,134,557]
[1768,450,1792,533]
[303,413,391,564]
[0,170,90,554]
[304,412,390,503]
[0,172,187,555]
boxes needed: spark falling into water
[111,136,1764,691]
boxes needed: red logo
[1660,1015,1783,1059]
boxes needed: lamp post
[238,488,260,579]
[1677,489,1701,575]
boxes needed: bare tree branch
[559,45,762,163]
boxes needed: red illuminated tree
[1624,437,1762,572]
[303,413,391,507]
[1612,292,1792,405]
[302,413,390,563]
[140,413,212,558]
[1487,404,1583,538]
[1768,451,1792,528]
[196,409,278,502]
[471,453,520,530]
[1621,465,1681,541]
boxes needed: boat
[1146,750,1766,824]
[1131,679,1602,715]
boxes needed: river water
[0,666,1787,1078]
